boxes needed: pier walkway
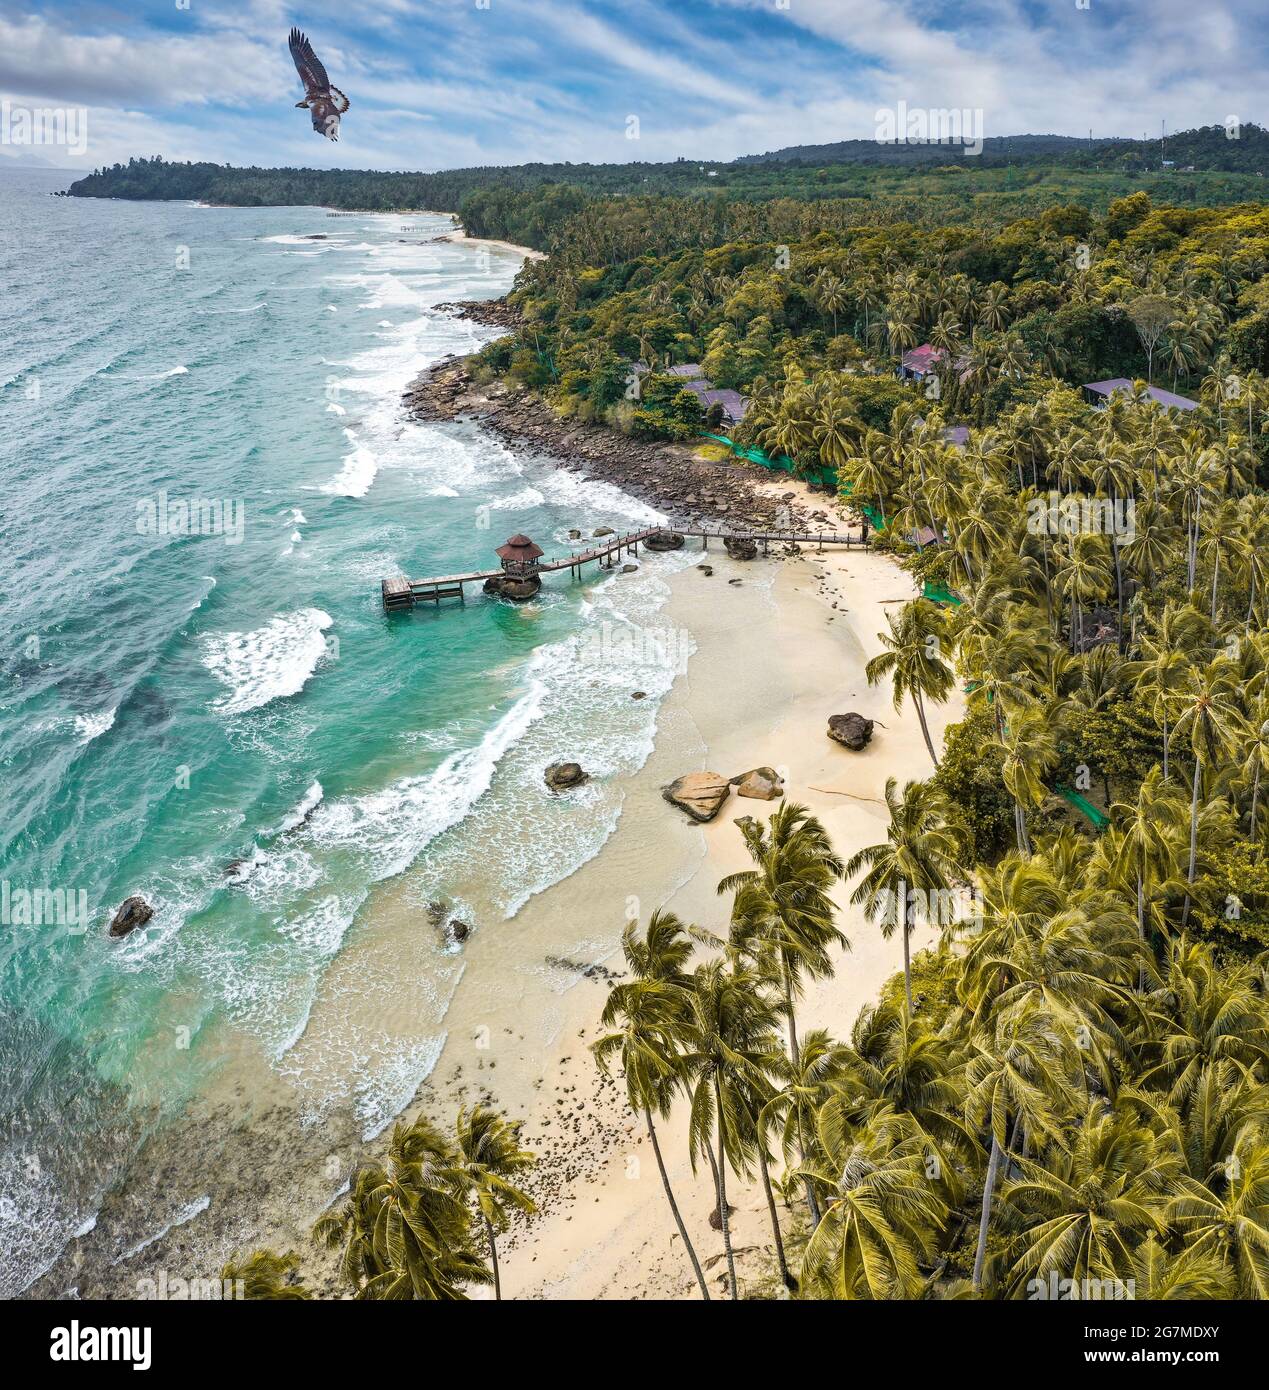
[382,524,868,610]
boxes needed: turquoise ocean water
[0,168,686,1293]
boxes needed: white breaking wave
[307,680,546,883]
[317,429,378,497]
[73,707,116,744]
[262,234,335,246]
[114,1195,211,1264]
[279,780,324,833]
[202,609,332,716]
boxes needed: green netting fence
[699,432,886,529]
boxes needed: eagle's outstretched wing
[289,27,330,100]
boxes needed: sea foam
[202,609,332,716]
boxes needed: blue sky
[2,0,1265,170]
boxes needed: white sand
[440,229,548,261]
[490,479,965,1300]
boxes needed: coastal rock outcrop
[643,530,684,552]
[662,771,730,822]
[483,574,540,601]
[428,899,472,949]
[545,761,589,792]
[731,766,784,800]
[107,895,154,939]
[401,356,819,534]
[723,536,758,561]
[827,713,875,751]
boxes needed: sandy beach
[231,470,966,1302]
[470,489,965,1299]
[439,228,549,261]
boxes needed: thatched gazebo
[486,534,544,601]
[495,534,544,575]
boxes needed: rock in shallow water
[483,574,540,601]
[108,895,154,939]
[662,771,730,821]
[545,761,588,791]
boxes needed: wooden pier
[382,525,867,611]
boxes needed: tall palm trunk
[712,1079,739,1300]
[900,883,914,1011]
[1250,763,1261,839]
[1136,871,1147,993]
[972,1133,1003,1293]
[484,1215,502,1300]
[757,1145,794,1291]
[1182,758,1201,928]
[782,965,801,1071]
[782,963,821,1228]
[643,1106,710,1300]
[914,689,940,767]
[1162,714,1170,781]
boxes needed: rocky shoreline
[405,303,834,532]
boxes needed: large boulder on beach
[662,772,730,822]
[545,761,588,792]
[731,767,784,801]
[827,713,874,751]
[108,895,154,939]
[643,530,685,552]
[724,536,758,561]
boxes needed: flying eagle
[289,28,349,141]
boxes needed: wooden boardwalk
[383,525,867,610]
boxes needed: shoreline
[201,200,549,262]
[495,505,966,1298]
[404,349,835,534]
[436,228,548,261]
[26,243,960,1301]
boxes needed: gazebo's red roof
[496,534,544,562]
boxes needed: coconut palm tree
[1109,768,1189,985]
[798,1109,949,1299]
[1136,940,1269,1103]
[1000,1105,1182,1296]
[1134,602,1209,781]
[828,997,972,1173]
[314,1116,492,1300]
[995,704,1059,855]
[965,1001,1078,1293]
[592,913,712,1300]
[720,803,844,1062]
[1127,1235,1232,1300]
[220,1249,311,1300]
[1170,1136,1269,1298]
[453,1105,536,1301]
[1169,658,1246,925]
[845,777,963,1010]
[680,959,786,1299]
[866,599,955,767]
